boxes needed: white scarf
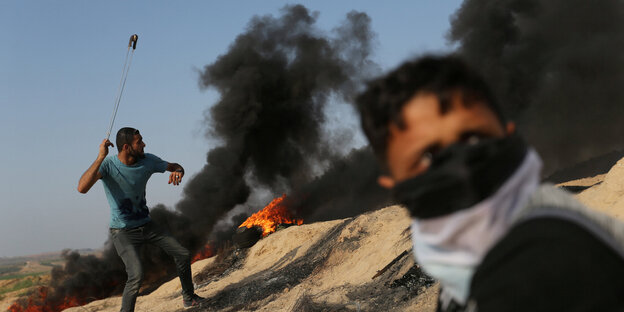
[410,149,542,304]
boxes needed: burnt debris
[189,217,434,312]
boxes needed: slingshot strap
[106,34,138,140]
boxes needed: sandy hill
[65,206,438,312]
[56,157,624,312]
[558,157,624,221]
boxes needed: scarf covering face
[395,137,542,303]
[393,135,528,219]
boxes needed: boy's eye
[460,132,486,145]
[467,135,480,145]
[418,144,441,170]
[420,151,433,169]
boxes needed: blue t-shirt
[99,153,168,229]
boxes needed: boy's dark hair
[116,127,140,152]
[355,54,505,162]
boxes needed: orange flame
[191,244,215,263]
[239,194,303,237]
[7,286,85,312]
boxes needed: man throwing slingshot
[77,127,204,311]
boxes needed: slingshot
[106,34,139,140]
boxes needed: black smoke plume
[449,0,624,176]
[179,4,381,237]
[13,5,388,310]
[289,147,391,222]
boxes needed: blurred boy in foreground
[356,55,624,311]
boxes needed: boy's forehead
[397,93,451,131]
[403,93,444,118]
[398,91,497,128]
[386,92,504,150]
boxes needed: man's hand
[168,169,184,186]
[78,139,112,194]
[99,139,114,159]
[166,163,185,186]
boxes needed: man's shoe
[183,294,205,309]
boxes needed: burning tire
[233,226,263,249]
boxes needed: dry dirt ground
[575,158,624,221]
[559,157,624,221]
[57,158,624,311]
[65,206,438,312]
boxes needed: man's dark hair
[116,127,140,152]
[355,54,505,162]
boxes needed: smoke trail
[11,5,386,310]
[289,147,391,222]
[178,4,379,237]
[449,0,624,175]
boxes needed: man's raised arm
[78,139,114,194]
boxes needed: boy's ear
[506,121,516,135]
[377,175,396,189]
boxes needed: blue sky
[0,1,462,257]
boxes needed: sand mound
[65,206,438,312]
[575,158,624,221]
[58,157,624,311]
[57,157,624,311]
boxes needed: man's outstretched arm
[166,162,184,186]
[78,139,113,194]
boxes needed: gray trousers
[110,221,194,312]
